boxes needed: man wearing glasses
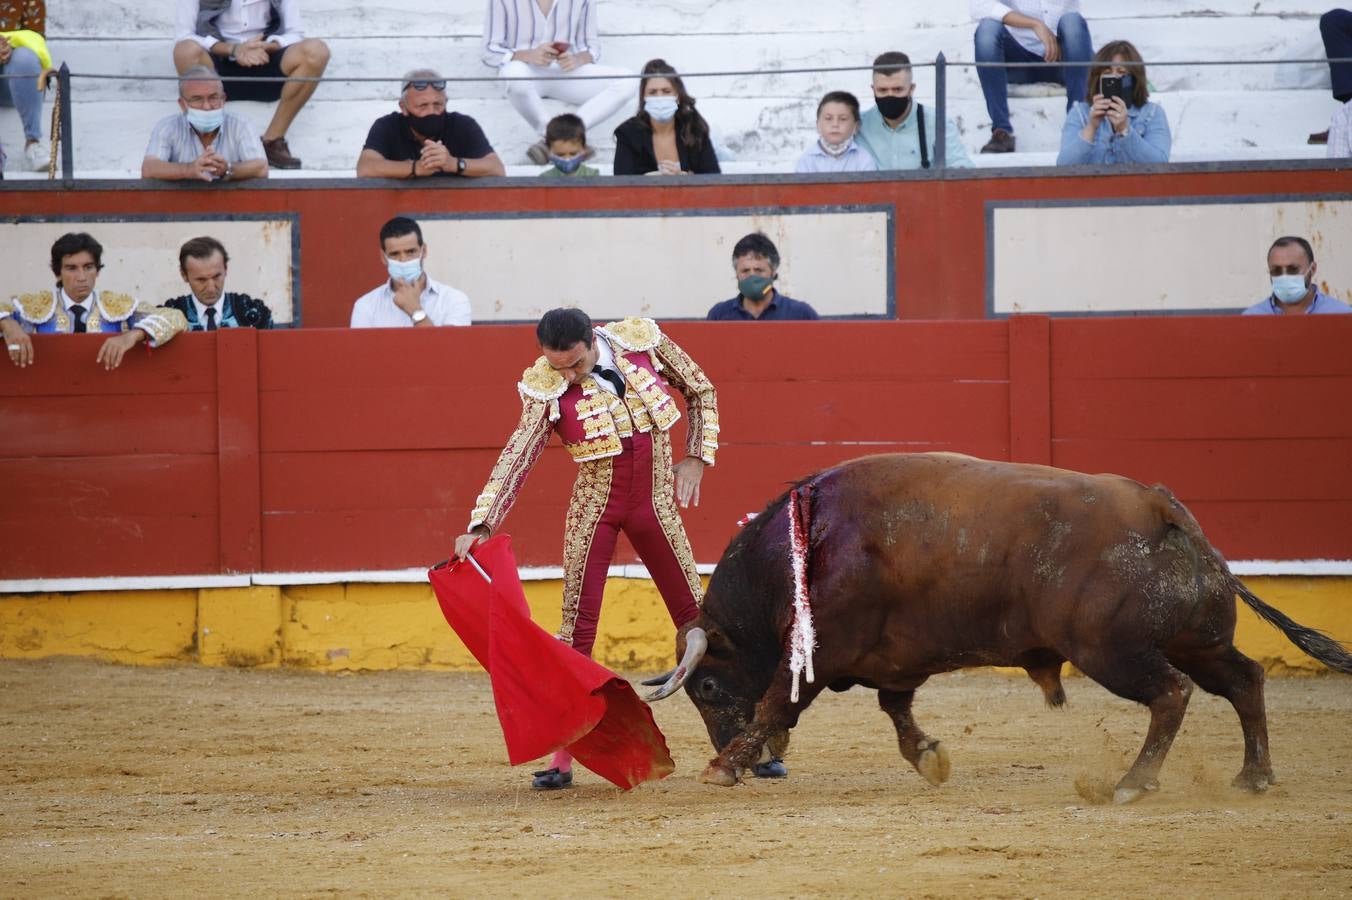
[141,65,269,182]
[357,69,506,179]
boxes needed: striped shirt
[144,110,266,166]
[970,0,1079,55]
[482,0,600,68]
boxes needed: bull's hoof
[916,739,951,786]
[1232,769,1275,794]
[699,763,739,787]
[1112,778,1159,805]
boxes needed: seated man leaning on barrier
[1242,235,1352,316]
[173,0,330,169]
[1,232,187,369]
[357,70,506,179]
[706,232,820,321]
[856,51,972,170]
[142,66,269,183]
[351,217,472,328]
[164,236,274,330]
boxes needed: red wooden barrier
[2,316,1349,579]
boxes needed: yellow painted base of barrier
[0,576,1346,674]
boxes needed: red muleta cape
[428,535,675,790]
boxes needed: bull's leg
[1017,649,1068,708]
[1073,651,1193,804]
[878,687,951,786]
[1171,644,1274,792]
[701,666,823,786]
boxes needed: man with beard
[357,69,506,178]
[856,51,972,171]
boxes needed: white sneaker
[25,141,51,171]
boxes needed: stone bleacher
[0,0,1341,177]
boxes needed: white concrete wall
[0,1,1344,175]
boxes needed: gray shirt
[144,110,266,166]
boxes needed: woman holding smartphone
[613,59,721,176]
[1056,40,1171,166]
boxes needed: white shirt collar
[591,333,622,395]
[193,293,223,327]
[61,287,92,311]
[383,276,443,305]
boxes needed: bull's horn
[639,669,676,686]
[644,627,707,702]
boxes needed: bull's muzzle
[641,627,708,701]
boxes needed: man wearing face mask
[706,232,820,321]
[350,217,472,328]
[856,51,972,171]
[357,69,506,179]
[141,66,268,182]
[1242,236,1351,316]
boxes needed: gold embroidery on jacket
[597,317,661,352]
[13,291,55,324]
[468,397,553,533]
[96,291,136,322]
[648,430,704,607]
[519,357,568,401]
[653,334,719,465]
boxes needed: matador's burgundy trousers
[561,430,703,657]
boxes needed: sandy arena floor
[2,658,1350,899]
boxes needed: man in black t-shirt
[357,68,506,178]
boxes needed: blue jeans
[974,12,1093,134]
[0,46,44,142]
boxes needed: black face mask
[406,112,446,139]
[875,94,911,120]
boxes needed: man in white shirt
[970,1,1093,153]
[173,0,331,169]
[482,0,630,164]
[350,217,472,328]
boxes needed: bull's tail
[1233,580,1352,675]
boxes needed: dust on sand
[2,659,1350,898]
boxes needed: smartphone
[1099,74,1124,101]
[551,41,570,54]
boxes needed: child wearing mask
[539,113,600,177]
[796,91,877,173]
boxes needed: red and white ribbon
[787,485,815,703]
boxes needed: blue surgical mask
[549,154,585,174]
[1271,271,1311,304]
[386,256,423,282]
[185,106,224,133]
[644,96,679,122]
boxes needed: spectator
[142,66,269,182]
[357,70,505,179]
[706,232,819,321]
[483,0,629,164]
[1,232,187,369]
[351,217,472,328]
[173,0,329,169]
[164,236,274,330]
[796,91,877,173]
[1242,236,1351,315]
[0,0,52,171]
[970,1,1093,153]
[856,51,972,170]
[1310,9,1352,144]
[1056,40,1170,166]
[613,59,720,176]
[540,114,600,177]
[1329,100,1352,157]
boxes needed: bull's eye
[698,676,719,700]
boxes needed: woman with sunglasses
[357,68,506,178]
[612,59,721,176]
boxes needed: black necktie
[71,306,87,333]
[205,307,218,331]
[593,365,625,398]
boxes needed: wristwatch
[410,309,428,324]
[456,156,467,175]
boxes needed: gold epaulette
[96,291,136,322]
[518,356,568,401]
[597,317,661,352]
[13,291,56,324]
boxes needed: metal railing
[4,54,1349,184]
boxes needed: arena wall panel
[3,315,1351,583]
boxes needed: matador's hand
[454,530,487,561]
[673,458,704,509]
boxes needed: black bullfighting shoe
[531,767,573,790]
[752,758,788,778]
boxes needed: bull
[644,453,1352,803]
